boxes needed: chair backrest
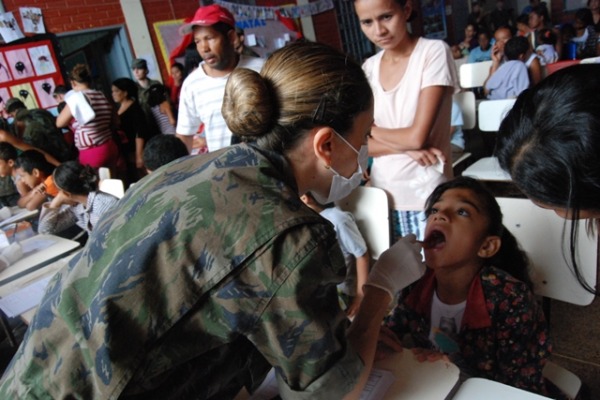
[98,167,111,180]
[335,186,390,260]
[453,91,476,130]
[478,98,516,132]
[545,59,580,75]
[99,179,125,199]
[496,197,597,306]
[459,60,493,89]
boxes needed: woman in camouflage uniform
[0,42,423,399]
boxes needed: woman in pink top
[354,0,458,240]
[56,64,120,172]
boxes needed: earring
[324,164,331,170]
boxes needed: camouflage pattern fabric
[0,143,362,399]
[17,108,77,162]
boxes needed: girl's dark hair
[530,5,550,23]
[69,64,93,85]
[575,7,594,27]
[112,78,139,100]
[222,41,373,154]
[538,28,557,45]
[171,62,186,80]
[147,84,168,107]
[496,64,600,294]
[53,161,98,195]
[424,176,531,286]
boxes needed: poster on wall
[0,38,65,114]
[0,12,25,43]
[20,7,45,34]
[422,0,447,40]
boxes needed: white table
[0,207,39,229]
[0,234,80,286]
[0,252,78,324]
[374,351,460,399]
[452,378,551,399]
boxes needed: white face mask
[312,130,368,204]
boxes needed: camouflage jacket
[0,144,362,399]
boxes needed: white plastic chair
[335,186,390,260]
[497,197,597,399]
[452,91,476,171]
[99,179,125,199]
[98,167,111,180]
[453,91,477,130]
[462,99,516,181]
[459,60,493,89]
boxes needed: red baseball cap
[179,5,235,35]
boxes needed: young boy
[0,142,20,207]
[485,36,531,100]
[300,192,370,317]
[14,150,57,211]
[143,135,189,173]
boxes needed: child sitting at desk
[38,161,119,237]
[485,37,531,100]
[14,150,58,211]
[300,192,370,317]
[381,177,554,397]
[0,142,20,207]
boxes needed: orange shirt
[43,175,59,198]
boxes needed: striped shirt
[176,56,264,151]
[151,105,176,135]
[73,90,114,150]
[38,190,119,235]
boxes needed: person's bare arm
[368,86,448,157]
[56,103,73,128]
[346,251,371,318]
[343,286,391,400]
[135,138,145,169]
[161,101,177,126]
[0,130,60,166]
[18,182,47,210]
[176,134,193,154]
[528,56,543,86]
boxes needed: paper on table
[360,369,396,400]
[246,367,394,400]
[21,238,55,254]
[0,275,52,317]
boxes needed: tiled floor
[549,298,600,399]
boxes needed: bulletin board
[0,36,65,113]
[422,0,447,40]
[153,19,185,69]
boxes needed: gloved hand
[0,206,12,220]
[364,234,426,302]
[0,242,23,272]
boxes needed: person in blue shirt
[468,30,493,63]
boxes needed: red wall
[2,0,125,33]
[1,0,342,82]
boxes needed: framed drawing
[153,19,185,68]
[0,35,65,113]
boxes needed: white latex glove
[365,234,426,302]
[0,242,23,265]
[0,206,11,220]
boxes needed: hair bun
[222,68,275,138]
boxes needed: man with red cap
[176,4,264,153]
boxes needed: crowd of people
[453,0,599,101]
[0,2,597,399]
